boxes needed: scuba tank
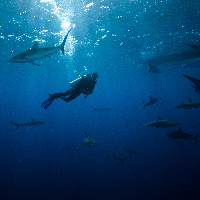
[70,75,83,87]
[70,73,97,88]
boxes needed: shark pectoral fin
[29,61,40,66]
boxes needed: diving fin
[41,98,54,109]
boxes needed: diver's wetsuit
[41,72,98,109]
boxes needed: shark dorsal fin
[32,42,38,51]
[158,116,162,120]
[188,98,192,102]
[150,96,153,100]
[32,118,34,121]
[85,132,88,137]
[179,128,182,132]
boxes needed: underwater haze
[1,0,200,199]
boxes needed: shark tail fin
[90,105,96,111]
[60,28,72,54]
[143,100,145,108]
[194,134,199,144]
[85,132,88,137]
[10,122,20,130]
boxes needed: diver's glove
[41,98,54,109]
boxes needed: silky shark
[176,98,200,109]
[91,106,112,112]
[183,74,200,93]
[145,44,200,66]
[107,154,128,166]
[9,28,72,66]
[167,128,199,144]
[10,118,45,130]
[83,132,96,147]
[145,116,179,128]
[60,132,96,151]
[143,96,159,108]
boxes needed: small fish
[112,154,127,166]
[143,96,159,108]
[167,128,199,144]
[60,146,79,151]
[107,146,136,166]
[124,147,136,155]
[10,118,45,130]
[60,146,72,151]
[145,116,179,128]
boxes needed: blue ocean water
[1,0,200,199]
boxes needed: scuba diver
[41,72,98,109]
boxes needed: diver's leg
[61,92,82,102]
[50,89,72,99]
[62,90,72,97]
[50,92,65,99]
[41,90,70,109]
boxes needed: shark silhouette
[83,132,96,147]
[146,44,200,66]
[176,98,200,109]
[183,74,200,93]
[145,116,179,128]
[167,128,199,144]
[143,96,159,108]
[10,118,45,130]
[9,28,72,66]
